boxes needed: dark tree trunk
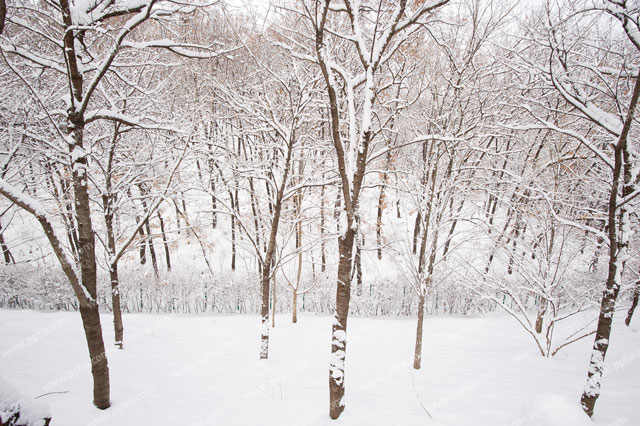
[292,204,303,323]
[210,186,217,229]
[355,244,362,296]
[259,134,295,359]
[0,0,6,36]
[412,212,421,255]
[137,192,159,278]
[103,194,124,349]
[230,196,236,271]
[413,291,426,369]
[581,73,640,418]
[109,266,123,348]
[157,212,171,272]
[329,228,355,419]
[260,256,272,358]
[271,270,277,328]
[144,216,158,278]
[414,140,438,370]
[376,184,385,260]
[0,219,15,264]
[137,221,146,265]
[60,0,111,403]
[70,136,110,408]
[248,177,262,264]
[334,190,341,233]
[292,288,298,323]
[535,299,546,334]
[320,182,326,272]
[78,304,110,409]
[626,280,639,326]
[441,199,464,259]
[175,203,181,233]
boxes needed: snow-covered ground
[1,309,638,426]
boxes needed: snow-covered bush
[0,377,50,426]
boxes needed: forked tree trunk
[259,136,295,359]
[313,1,441,419]
[413,140,438,370]
[59,0,111,401]
[0,181,111,410]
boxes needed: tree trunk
[293,210,303,323]
[292,288,298,323]
[71,145,110,408]
[535,298,546,334]
[320,181,326,273]
[441,199,465,258]
[329,229,355,420]
[413,140,438,370]
[259,134,295,359]
[412,213,421,255]
[334,190,341,233]
[230,192,236,271]
[138,222,146,264]
[139,195,159,279]
[376,183,386,260]
[58,0,111,404]
[103,194,124,349]
[0,0,6,36]
[78,304,110,409]
[580,73,640,417]
[376,149,393,261]
[209,166,217,229]
[260,259,271,359]
[271,272,277,328]
[109,266,124,349]
[355,244,362,296]
[626,280,639,326]
[0,219,15,264]
[413,291,426,369]
[157,211,171,272]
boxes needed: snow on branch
[121,39,239,59]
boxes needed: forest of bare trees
[0,0,639,423]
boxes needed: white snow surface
[0,376,50,426]
[0,309,638,426]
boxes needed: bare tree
[510,1,640,416]
[278,0,450,418]
[0,0,227,408]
